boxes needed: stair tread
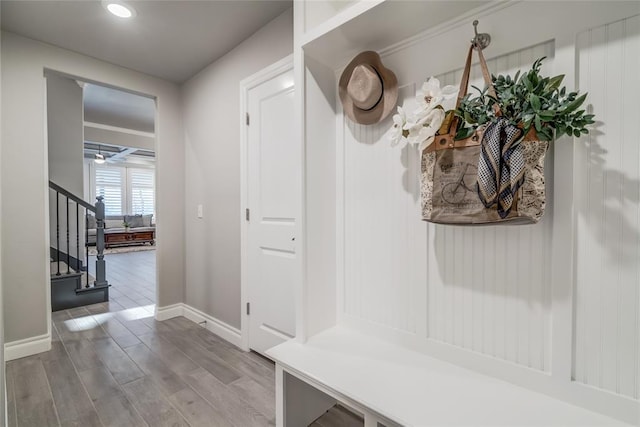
[51,271,84,278]
[50,260,78,275]
[50,263,96,287]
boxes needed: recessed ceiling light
[103,1,136,19]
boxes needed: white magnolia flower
[389,106,409,147]
[414,77,457,118]
[406,108,446,152]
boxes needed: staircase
[49,181,109,311]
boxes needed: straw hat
[339,51,398,125]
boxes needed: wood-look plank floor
[8,250,356,427]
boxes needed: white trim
[43,75,53,347]
[292,0,307,348]
[378,0,517,58]
[335,82,345,327]
[239,55,294,352]
[549,31,577,387]
[154,303,243,348]
[182,304,243,349]
[298,0,385,48]
[155,303,183,321]
[4,333,51,362]
[83,121,155,138]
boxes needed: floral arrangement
[456,57,594,141]
[389,77,457,151]
[389,57,594,147]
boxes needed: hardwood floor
[8,250,358,427]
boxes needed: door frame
[240,55,294,352]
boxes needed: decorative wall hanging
[339,51,398,125]
[389,21,595,225]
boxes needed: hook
[471,19,491,50]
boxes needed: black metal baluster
[66,196,70,274]
[76,203,80,277]
[85,212,90,288]
[56,192,60,276]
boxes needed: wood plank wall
[341,21,639,401]
[573,15,640,400]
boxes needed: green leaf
[573,128,581,138]
[546,74,565,91]
[530,95,542,112]
[539,128,553,141]
[521,74,533,91]
[538,110,555,120]
[562,93,587,114]
[534,115,543,132]
[455,127,475,141]
[464,111,477,124]
[556,123,566,137]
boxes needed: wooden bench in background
[104,229,155,248]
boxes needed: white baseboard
[155,303,183,321]
[4,333,51,361]
[155,303,243,348]
[182,304,243,348]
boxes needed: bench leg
[276,364,336,427]
[276,365,284,427]
[364,413,380,427]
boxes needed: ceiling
[1,0,292,83]
[84,83,156,133]
[84,142,155,165]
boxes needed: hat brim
[339,51,398,125]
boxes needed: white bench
[267,326,630,427]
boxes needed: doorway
[47,73,158,314]
[83,83,158,310]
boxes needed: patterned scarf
[476,118,525,218]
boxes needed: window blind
[130,168,155,216]
[95,166,124,215]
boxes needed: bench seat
[267,326,631,427]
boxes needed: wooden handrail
[48,180,95,211]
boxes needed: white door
[246,67,297,355]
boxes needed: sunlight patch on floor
[117,305,155,321]
[64,304,156,330]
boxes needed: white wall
[0,22,6,427]
[47,73,84,196]
[182,8,293,329]
[1,31,185,344]
[47,73,85,259]
[84,125,155,151]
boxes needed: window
[129,168,155,216]
[93,164,155,217]
[95,166,124,215]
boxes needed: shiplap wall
[343,42,555,372]
[573,15,640,400]
[339,7,640,409]
[430,42,554,371]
